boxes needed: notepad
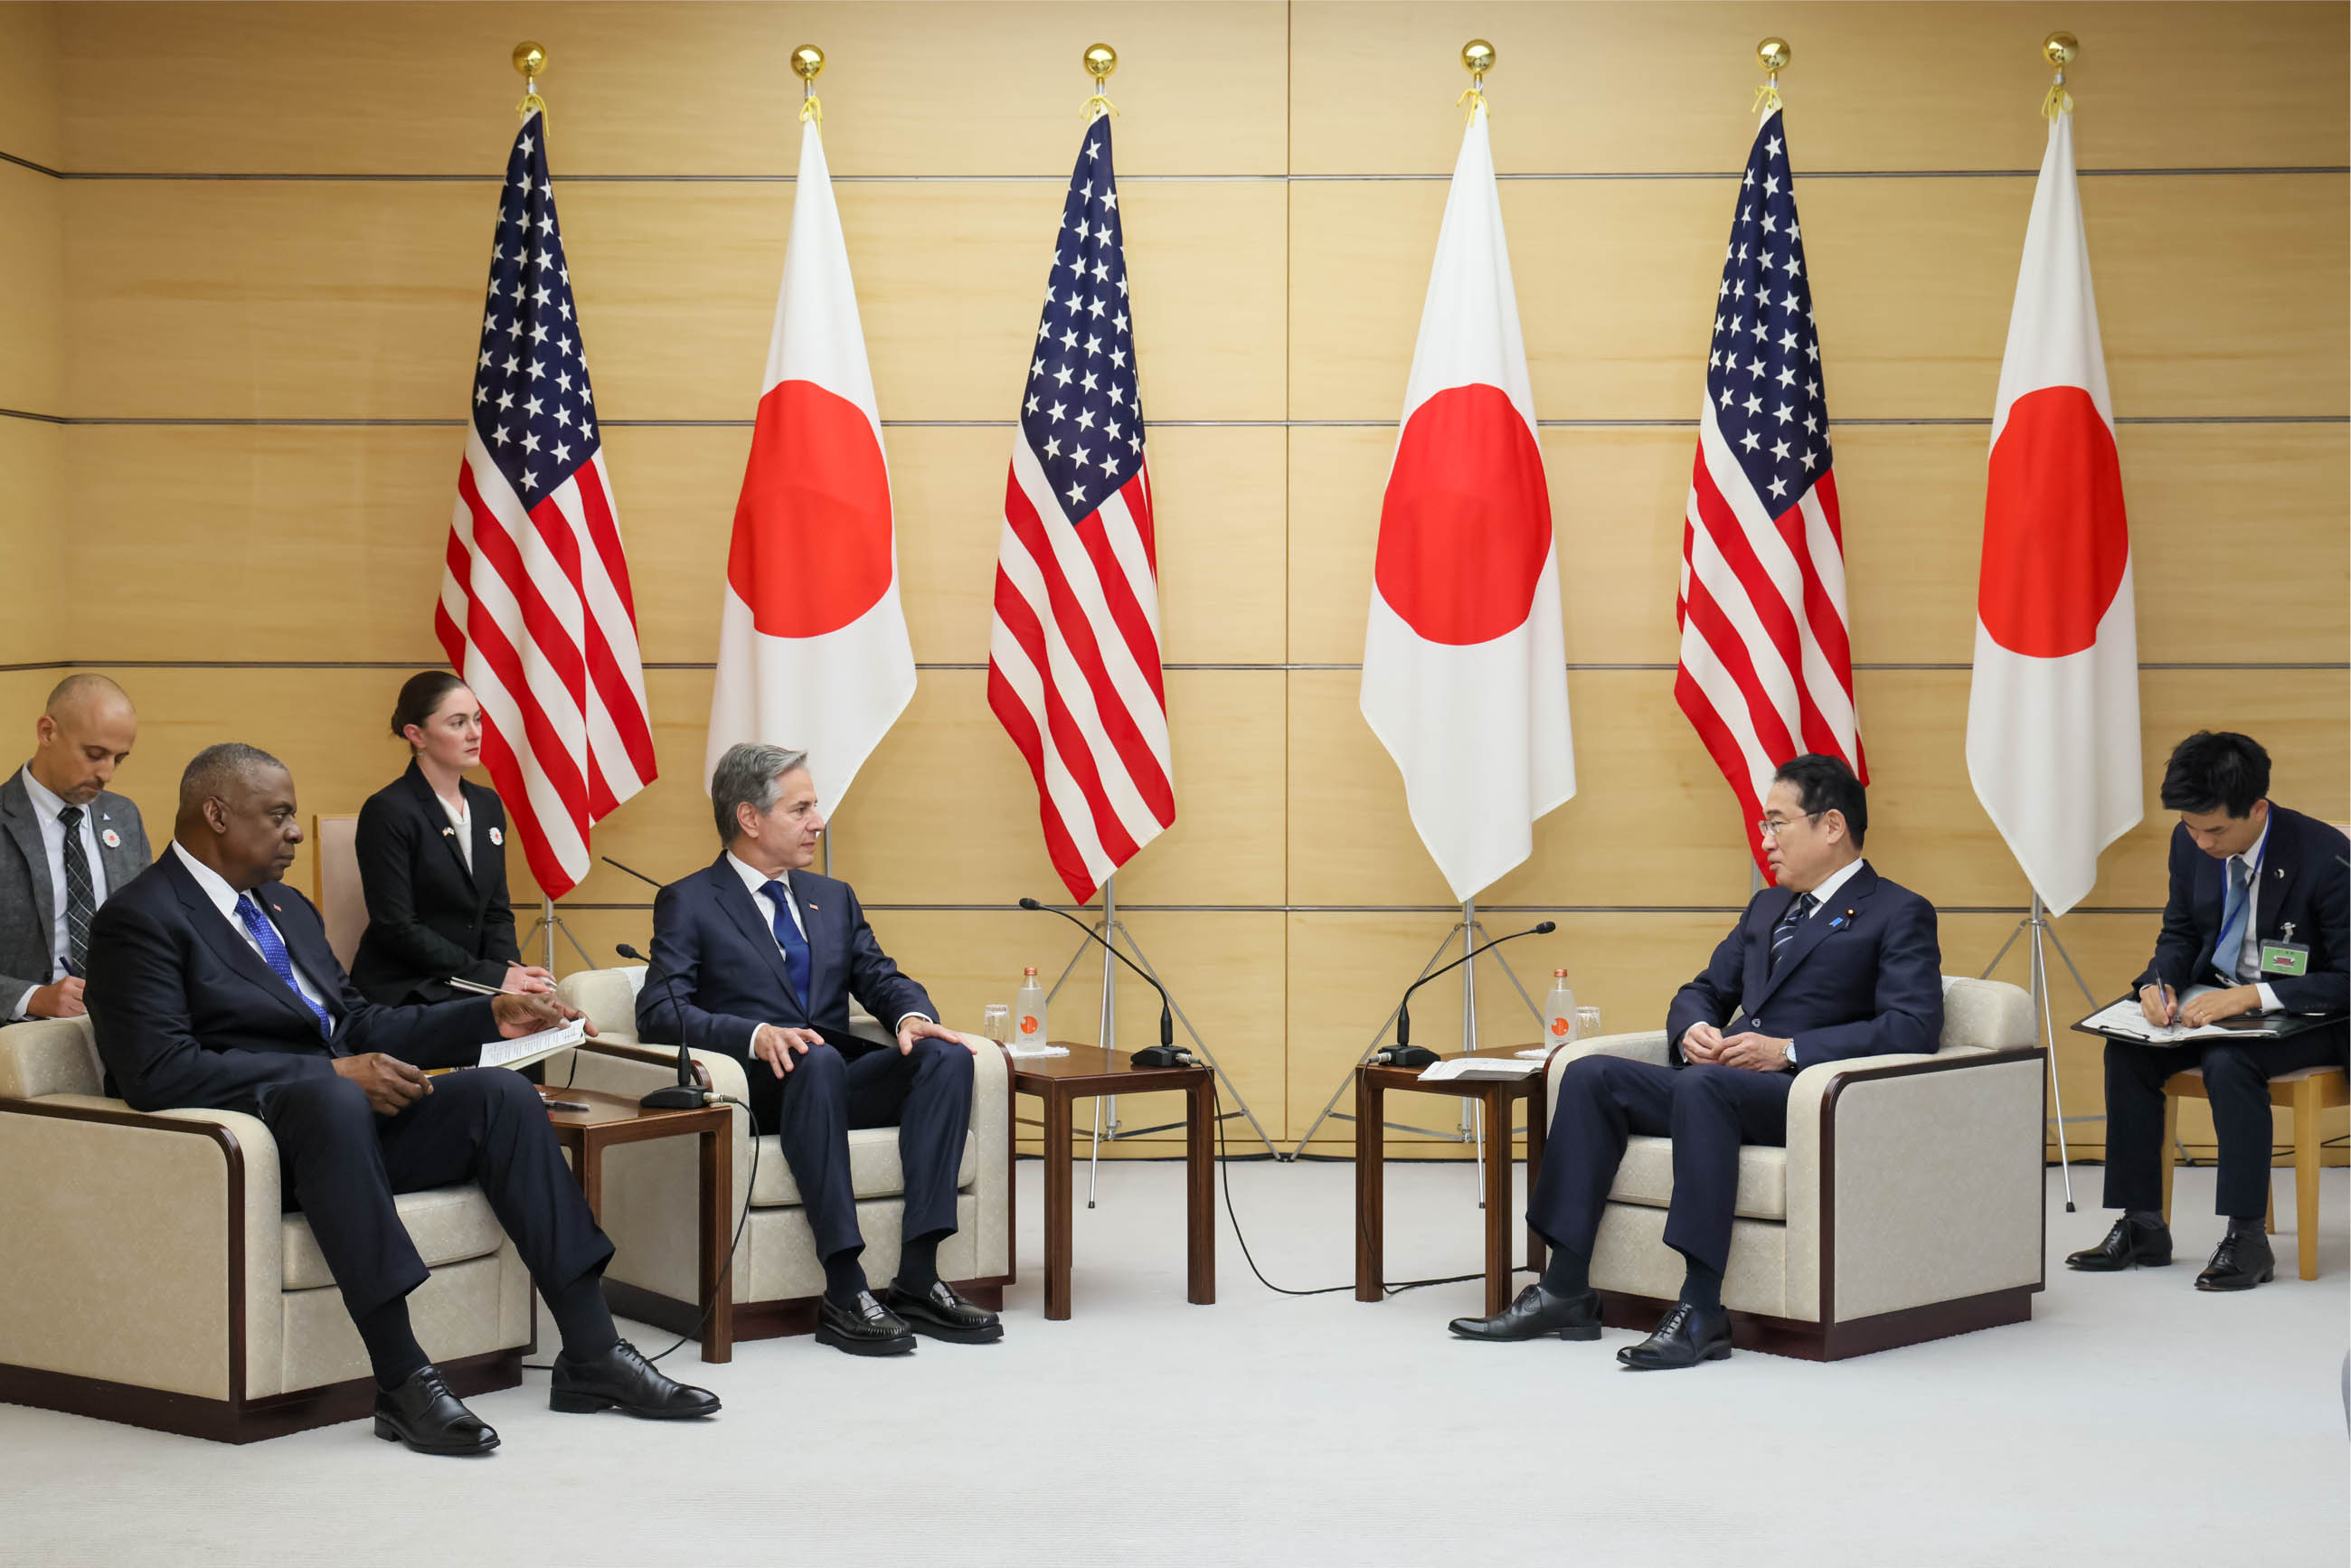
[2072,986,2319,1045]
[1416,1056,1544,1082]
[474,1016,589,1072]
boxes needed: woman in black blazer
[349,671,554,1006]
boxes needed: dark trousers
[2101,1025,2348,1218]
[765,1035,974,1261]
[1529,1055,1794,1277]
[263,1067,614,1319]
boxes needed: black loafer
[2195,1230,2275,1292]
[884,1279,1005,1344]
[1448,1283,1603,1342]
[549,1338,721,1418]
[816,1289,917,1356]
[373,1365,499,1456]
[1617,1302,1733,1370]
[2066,1216,2173,1271]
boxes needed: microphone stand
[1375,921,1557,1069]
[617,941,704,1110]
[1018,897,1186,1066]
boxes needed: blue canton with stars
[470,116,599,502]
[1705,110,1830,515]
[1019,119,1143,518]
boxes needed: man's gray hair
[711,742,809,843]
[180,741,287,809]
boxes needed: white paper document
[475,1016,589,1072]
[2075,986,2275,1045]
[1416,1056,1543,1082]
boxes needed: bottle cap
[1024,966,1038,977]
[1554,968,1569,978]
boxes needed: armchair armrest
[1545,1029,1670,1119]
[0,1097,285,1401]
[1781,1047,2047,1323]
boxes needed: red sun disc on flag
[1375,383,1553,647]
[1978,385,2129,659]
[729,379,895,638]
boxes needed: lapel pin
[100,827,120,848]
[440,827,456,838]
[489,827,503,845]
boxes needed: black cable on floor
[1211,1078,1530,1299]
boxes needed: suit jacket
[0,768,151,1002]
[1666,862,1945,1067]
[2135,805,2348,1015]
[637,856,936,1116]
[84,850,499,1115]
[348,761,522,1005]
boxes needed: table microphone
[1015,897,1192,1067]
[600,855,666,891]
[1376,921,1558,1068]
[616,942,705,1110]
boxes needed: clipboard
[2072,988,2344,1048]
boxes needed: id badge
[2260,940,2310,978]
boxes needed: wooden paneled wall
[2,3,2344,1161]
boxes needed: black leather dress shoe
[2065,1216,2173,1271]
[549,1338,721,1418]
[2195,1229,2275,1292]
[884,1280,1004,1344]
[1447,1283,1603,1342]
[1617,1302,1733,1370]
[373,1365,499,1455]
[816,1290,917,1356]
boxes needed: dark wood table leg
[578,1135,603,1220]
[1481,1087,1511,1317]
[1185,1075,1214,1305]
[1523,1081,1547,1277]
[699,1119,733,1365]
[1043,1088,1074,1320]
[1355,1069,1384,1302]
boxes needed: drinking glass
[981,1004,1013,1046]
[1574,1006,1603,1040]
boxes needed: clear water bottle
[1545,969,1578,1044]
[1015,967,1048,1052]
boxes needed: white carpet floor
[2,1158,2343,1566]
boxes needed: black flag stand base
[1980,893,2100,1212]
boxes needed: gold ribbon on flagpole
[1082,42,1120,121]
[794,43,825,126]
[513,41,548,122]
[2041,32,2078,119]
[1456,39,1494,123]
[1752,37,1789,115]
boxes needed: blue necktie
[2214,856,2252,983]
[760,880,813,1006]
[234,893,333,1037]
[1770,893,1817,975]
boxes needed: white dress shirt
[171,842,333,1015]
[2217,820,2283,1013]
[12,766,109,1018]
[723,853,928,1040]
[436,789,474,874]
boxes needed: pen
[446,977,549,999]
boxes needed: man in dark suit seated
[2069,731,2348,1291]
[84,742,717,1455]
[1450,753,1944,1368]
[638,741,999,1355]
[0,675,151,1022]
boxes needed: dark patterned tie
[234,893,333,1036]
[760,881,813,1005]
[57,805,94,972]
[1770,892,1817,975]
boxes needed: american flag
[1675,109,1865,875]
[987,117,1174,904]
[436,113,656,901]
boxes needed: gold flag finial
[513,41,547,122]
[1457,39,1494,122]
[1753,38,1789,115]
[1082,43,1119,121]
[2042,32,2078,119]
[793,43,826,126]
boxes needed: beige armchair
[553,968,1013,1342]
[1543,976,2044,1359]
[0,1016,533,1442]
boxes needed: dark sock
[1538,1245,1589,1299]
[544,1270,619,1360]
[2227,1214,2267,1239]
[822,1251,869,1307]
[897,1234,942,1292]
[354,1297,429,1391]
[2124,1208,2167,1231]
[1679,1256,1724,1312]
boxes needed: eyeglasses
[1755,811,1823,840]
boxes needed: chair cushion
[282,1185,506,1291]
[750,1128,977,1208]
[1608,1135,1788,1222]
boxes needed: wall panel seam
[9,411,2344,429]
[487,901,2174,916]
[10,660,2341,674]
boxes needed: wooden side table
[1011,1045,1214,1320]
[1355,1045,1553,1317]
[538,1087,735,1364]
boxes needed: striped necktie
[57,805,94,971]
[1770,893,1817,974]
